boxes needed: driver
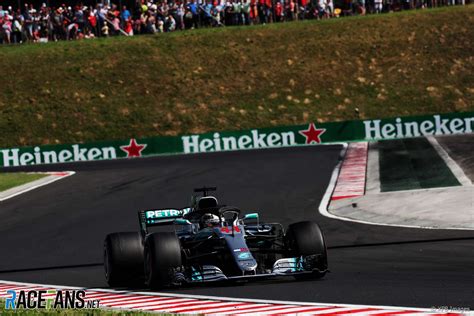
[200,213,220,229]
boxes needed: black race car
[104,187,328,289]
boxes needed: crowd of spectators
[0,0,468,44]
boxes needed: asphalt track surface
[1,145,473,309]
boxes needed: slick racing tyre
[285,221,328,279]
[104,232,144,287]
[144,232,182,289]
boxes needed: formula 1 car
[104,187,328,289]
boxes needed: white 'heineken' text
[182,130,296,153]
[363,115,474,139]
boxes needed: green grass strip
[379,138,460,192]
[0,173,47,192]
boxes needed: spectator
[75,5,85,32]
[284,0,296,21]
[176,2,185,30]
[125,15,134,35]
[242,0,251,25]
[102,21,110,36]
[257,0,268,24]
[233,0,243,25]
[12,11,23,43]
[88,10,98,36]
[374,0,383,12]
[2,13,12,44]
[249,0,258,24]
[326,0,334,16]
[275,1,283,22]
[165,13,176,31]
[111,12,121,35]
[357,0,367,14]
[187,0,199,28]
[264,0,273,23]
[203,0,214,26]
[23,5,33,40]
[122,5,132,21]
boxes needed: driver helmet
[201,213,220,228]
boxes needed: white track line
[426,135,472,186]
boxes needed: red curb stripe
[146,299,221,310]
[317,307,379,314]
[264,306,343,315]
[166,303,253,313]
[122,298,200,309]
[84,293,127,299]
[48,172,70,176]
[99,295,170,304]
[331,195,362,200]
[371,311,423,315]
[163,302,248,313]
[332,142,368,200]
[205,304,275,314]
[223,305,302,315]
[106,297,196,308]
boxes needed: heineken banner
[1,112,473,168]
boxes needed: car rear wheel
[285,221,328,279]
[104,232,144,287]
[144,232,182,289]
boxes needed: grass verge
[378,138,460,191]
[0,173,47,192]
[0,6,472,148]
[0,299,173,315]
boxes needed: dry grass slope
[0,6,472,147]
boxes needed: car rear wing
[138,207,191,235]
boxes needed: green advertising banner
[1,112,473,168]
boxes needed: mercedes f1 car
[104,187,328,289]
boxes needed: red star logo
[299,123,326,144]
[120,138,147,158]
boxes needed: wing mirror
[243,213,259,220]
[174,218,192,225]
